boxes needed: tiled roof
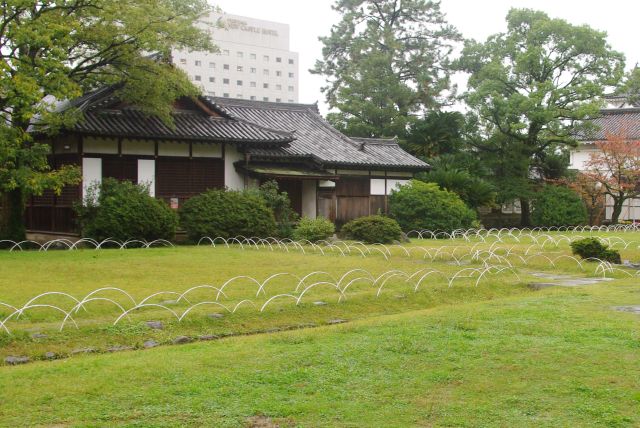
[208,97,429,171]
[61,87,293,145]
[578,108,640,142]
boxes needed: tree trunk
[610,196,625,224]
[519,198,531,227]
[0,188,26,241]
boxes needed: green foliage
[313,0,460,137]
[419,155,496,209]
[340,215,403,244]
[179,189,276,241]
[292,217,335,242]
[389,180,478,232]
[531,185,588,227]
[570,237,621,264]
[404,111,470,158]
[457,8,625,224]
[0,0,214,239]
[616,67,640,106]
[74,179,178,241]
[248,181,299,238]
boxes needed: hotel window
[250,67,256,73]
[209,62,215,68]
[237,80,243,86]
[236,94,243,98]
[276,57,282,63]
[223,49,229,56]
[288,85,294,91]
[276,71,282,77]
[276,98,281,102]
[289,72,294,78]
[263,83,269,89]
[223,93,229,97]
[263,97,269,101]
[194,75,201,81]
[207,91,215,96]
[263,69,269,76]
[263,55,269,62]
[250,53,256,59]
[223,78,229,84]
[288,58,294,64]
[195,60,202,66]
[237,65,243,72]
[223,64,229,70]
[250,95,256,100]
[179,58,187,64]
[250,81,256,87]
[276,84,282,90]
[209,77,215,83]
[288,99,294,102]
[237,51,243,58]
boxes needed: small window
[263,69,269,76]
[250,67,256,73]
[195,60,202,66]
[288,85,294,91]
[250,81,256,88]
[209,62,215,68]
[263,55,269,62]
[276,57,282,63]
[250,95,256,100]
[236,94,242,98]
[276,84,282,90]
[223,64,229,70]
[237,80,243,86]
[288,72,294,78]
[276,70,282,77]
[288,99,294,102]
[237,51,243,58]
[223,78,229,84]
[207,91,215,96]
[250,53,256,60]
[263,97,269,101]
[237,65,243,72]
[223,93,229,97]
[263,83,269,89]
[194,75,201,81]
[209,77,215,83]
[288,58,294,65]
[179,58,187,65]
[276,98,281,103]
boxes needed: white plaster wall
[158,141,189,157]
[224,144,245,190]
[83,137,118,154]
[137,159,155,197]
[302,180,317,219]
[192,142,222,158]
[370,178,386,196]
[122,139,154,155]
[82,157,102,201]
[569,146,597,170]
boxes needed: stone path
[527,272,614,290]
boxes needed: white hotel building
[172,13,299,103]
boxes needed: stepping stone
[5,356,29,365]
[145,321,164,330]
[71,348,97,355]
[313,301,327,306]
[327,319,347,325]
[31,333,48,339]
[208,313,224,319]
[198,335,218,341]
[44,352,57,360]
[107,345,133,353]
[612,306,640,314]
[143,340,159,349]
[172,336,193,345]
[160,300,178,305]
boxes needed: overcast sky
[212,0,640,113]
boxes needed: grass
[1,232,639,426]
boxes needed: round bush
[340,215,402,244]
[75,179,178,241]
[292,217,335,242]
[532,185,587,227]
[388,180,478,232]
[570,237,621,264]
[179,189,276,241]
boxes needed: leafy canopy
[313,0,460,137]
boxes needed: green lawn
[1,233,639,426]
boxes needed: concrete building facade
[172,13,299,103]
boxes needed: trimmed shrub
[532,185,587,227]
[179,189,276,241]
[75,178,178,241]
[340,215,402,244]
[292,217,335,242]
[249,180,299,238]
[388,180,478,232]
[570,237,621,264]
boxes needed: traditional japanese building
[27,88,428,234]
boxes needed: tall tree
[312,0,461,138]
[457,8,625,226]
[0,0,215,240]
[583,134,640,224]
[616,66,640,105]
